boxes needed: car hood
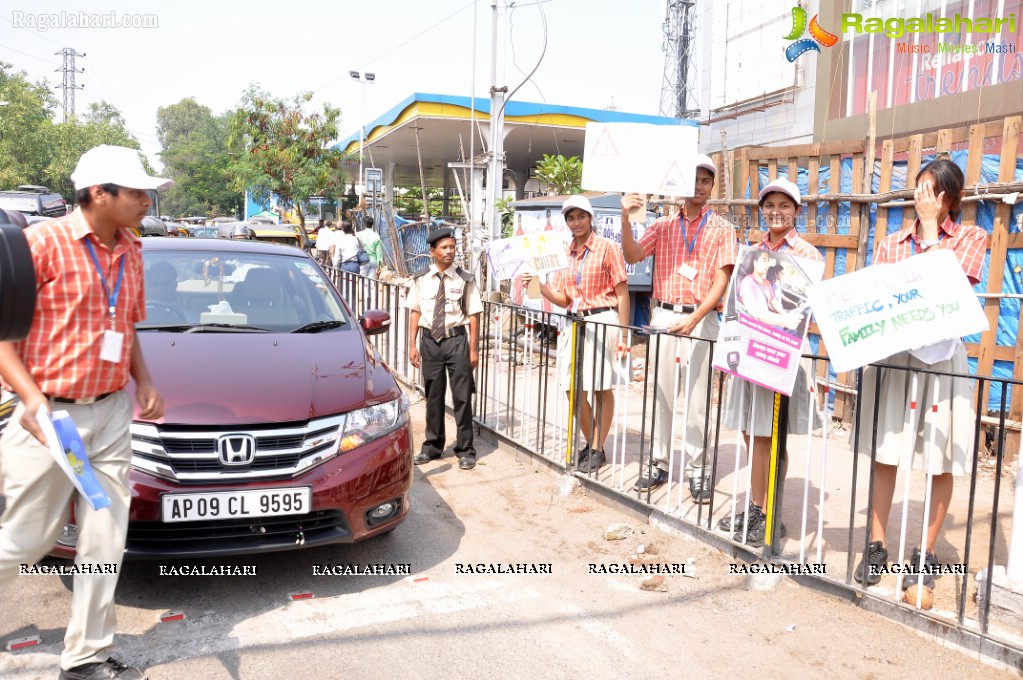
[132,330,400,425]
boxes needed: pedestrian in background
[523,195,629,473]
[316,220,333,266]
[332,220,361,273]
[405,227,483,470]
[356,218,383,279]
[0,144,166,680]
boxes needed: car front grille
[125,509,351,557]
[130,418,345,484]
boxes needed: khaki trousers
[0,390,132,670]
[647,308,720,477]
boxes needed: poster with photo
[712,246,825,396]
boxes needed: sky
[1,0,671,169]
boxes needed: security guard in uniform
[406,227,484,470]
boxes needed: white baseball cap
[695,154,716,176]
[758,178,801,207]
[71,145,173,191]
[561,195,594,217]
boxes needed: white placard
[805,249,989,372]
[487,233,569,281]
[581,122,699,197]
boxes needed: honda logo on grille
[218,434,256,466]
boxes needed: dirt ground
[409,391,1020,679]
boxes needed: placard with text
[805,249,989,372]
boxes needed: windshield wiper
[184,323,273,333]
[291,320,346,333]
[136,324,196,332]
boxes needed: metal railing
[332,267,1022,666]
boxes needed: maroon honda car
[47,238,412,559]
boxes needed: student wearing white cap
[0,145,167,680]
[620,155,737,499]
[719,177,823,547]
[523,195,629,472]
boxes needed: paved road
[0,400,1015,680]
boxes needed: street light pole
[349,71,375,198]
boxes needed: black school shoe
[718,501,754,532]
[901,548,940,590]
[59,658,146,680]
[570,444,591,467]
[458,456,477,470]
[854,540,889,586]
[579,449,607,473]
[735,504,788,548]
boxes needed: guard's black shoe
[579,449,607,473]
[414,451,442,465]
[458,456,477,470]
[688,475,713,504]
[901,548,939,590]
[633,467,668,492]
[854,540,889,586]
[59,658,147,680]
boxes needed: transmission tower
[659,1,700,119]
[54,48,85,122]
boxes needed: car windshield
[139,248,348,331]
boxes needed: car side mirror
[360,309,391,336]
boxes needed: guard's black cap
[427,227,455,246]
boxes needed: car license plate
[161,488,311,523]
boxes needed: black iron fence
[333,267,1022,666]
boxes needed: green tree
[494,195,515,238]
[0,62,59,189]
[228,86,347,226]
[0,64,145,201]
[394,185,454,220]
[42,102,142,200]
[157,99,242,217]
[534,153,583,195]
[156,97,211,149]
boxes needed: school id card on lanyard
[84,239,126,363]
[569,247,590,314]
[677,212,710,280]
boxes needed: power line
[0,42,60,64]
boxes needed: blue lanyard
[681,211,710,260]
[909,230,946,256]
[573,247,591,288]
[83,239,126,322]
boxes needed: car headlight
[337,394,409,452]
